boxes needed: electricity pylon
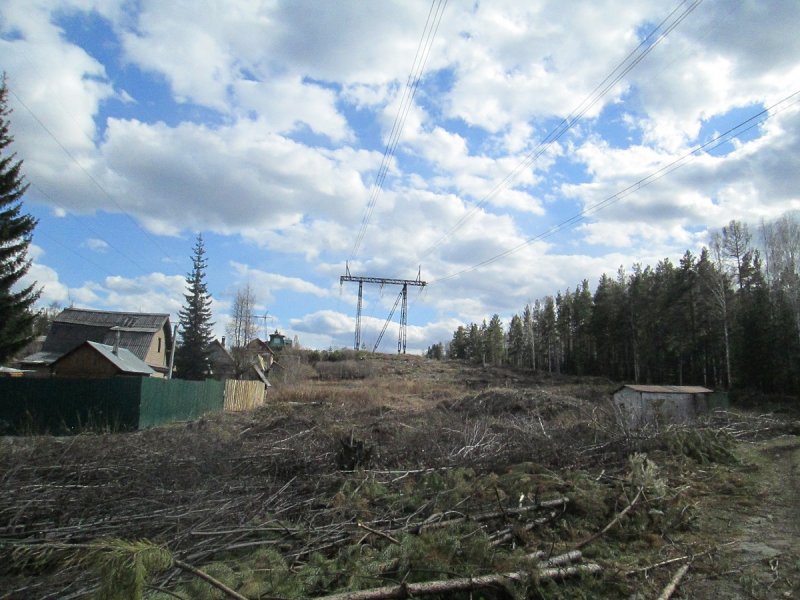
[340,264,426,353]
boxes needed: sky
[2,0,800,353]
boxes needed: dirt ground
[681,435,800,599]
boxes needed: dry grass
[2,357,798,599]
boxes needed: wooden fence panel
[224,379,266,411]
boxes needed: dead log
[312,562,601,600]
[538,550,583,568]
[656,563,690,600]
[416,496,569,532]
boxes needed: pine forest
[442,216,800,394]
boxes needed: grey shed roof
[55,341,155,376]
[41,308,171,360]
[18,351,63,366]
[615,384,713,394]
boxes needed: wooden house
[19,308,173,377]
[612,384,713,427]
[209,339,271,387]
[246,338,275,366]
[51,341,155,378]
[207,339,236,380]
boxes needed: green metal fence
[138,378,225,428]
[0,377,226,434]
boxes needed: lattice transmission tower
[340,264,426,353]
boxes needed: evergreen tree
[485,314,505,366]
[572,280,594,374]
[0,75,40,363]
[507,314,525,368]
[175,234,214,380]
[467,322,483,364]
[591,272,627,380]
[522,303,536,370]
[733,254,773,390]
[425,342,444,360]
[555,290,571,372]
[540,297,557,373]
[449,325,468,359]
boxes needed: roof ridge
[59,307,169,317]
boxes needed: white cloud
[3,0,799,349]
[22,262,70,306]
[229,262,330,306]
[83,238,109,253]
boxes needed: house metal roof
[616,384,713,394]
[40,308,171,361]
[19,351,63,366]
[53,308,169,329]
[55,341,155,376]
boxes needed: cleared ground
[1,353,798,599]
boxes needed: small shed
[51,341,155,378]
[612,384,713,427]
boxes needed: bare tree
[720,220,753,290]
[227,283,258,348]
[226,283,260,378]
[761,213,800,345]
[707,237,733,388]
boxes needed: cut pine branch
[574,487,643,549]
[173,559,249,600]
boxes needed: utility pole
[340,264,426,353]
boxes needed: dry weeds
[1,356,797,599]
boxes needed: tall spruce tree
[0,75,40,363]
[175,234,214,380]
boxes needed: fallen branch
[538,550,583,568]
[173,559,249,600]
[574,487,642,549]
[624,542,735,576]
[357,522,400,545]
[416,497,569,532]
[625,554,689,576]
[656,563,690,600]
[312,562,601,600]
[489,512,556,547]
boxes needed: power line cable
[350,0,446,260]
[33,228,118,279]
[8,88,174,263]
[29,181,152,274]
[349,0,448,261]
[430,90,800,284]
[418,0,703,260]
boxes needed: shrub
[315,360,374,380]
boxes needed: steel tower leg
[398,283,408,353]
[355,281,363,351]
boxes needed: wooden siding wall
[144,328,168,369]
[224,379,266,412]
[52,348,119,378]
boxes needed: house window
[158,337,162,353]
